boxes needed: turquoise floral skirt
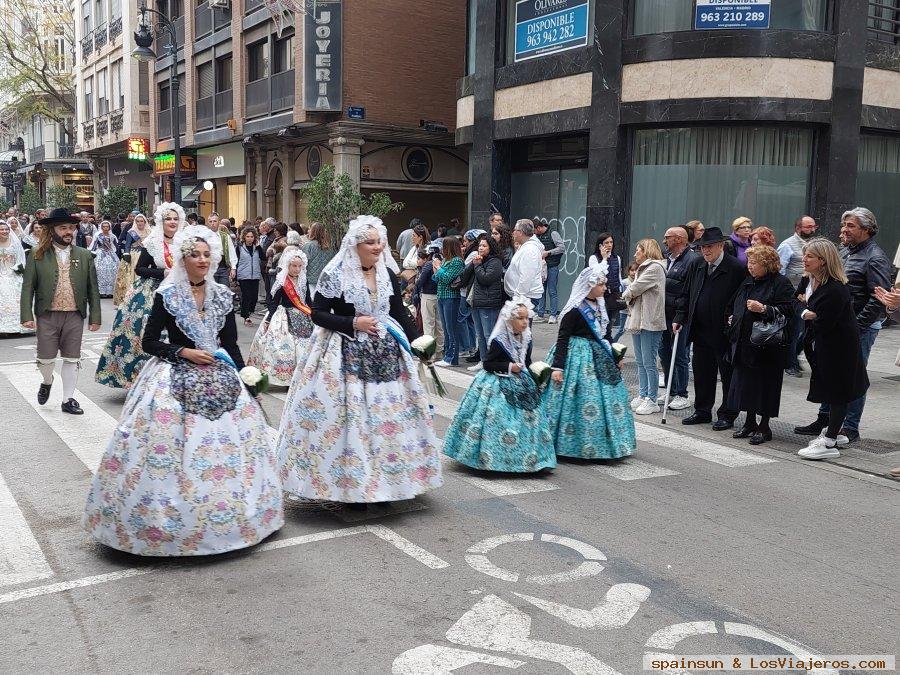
[443,370,556,473]
[95,276,158,389]
[543,337,636,459]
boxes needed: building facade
[458,0,900,299]
[74,0,155,213]
[148,0,467,237]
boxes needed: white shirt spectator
[504,236,545,299]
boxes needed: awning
[182,183,204,203]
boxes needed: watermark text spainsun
[643,654,895,671]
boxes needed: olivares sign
[303,0,342,112]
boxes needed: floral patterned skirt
[276,327,443,503]
[0,274,32,334]
[95,276,158,389]
[443,370,556,473]
[112,256,137,306]
[83,357,284,556]
[247,305,313,386]
[542,337,636,459]
[95,250,119,296]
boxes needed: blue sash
[382,316,412,354]
[577,301,614,359]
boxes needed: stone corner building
[458,0,900,299]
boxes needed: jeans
[536,265,560,317]
[632,330,664,399]
[658,328,690,398]
[818,322,880,433]
[473,307,501,361]
[787,300,806,369]
[438,296,461,365]
[612,311,627,342]
[457,297,477,353]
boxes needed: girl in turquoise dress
[443,296,556,473]
[543,267,636,459]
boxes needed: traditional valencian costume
[89,222,120,297]
[543,267,636,459]
[112,214,152,305]
[443,296,556,472]
[276,216,442,503]
[0,224,32,334]
[83,225,283,556]
[247,249,314,386]
[95,204,183,389]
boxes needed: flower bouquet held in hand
[240,365,271,425]
[528,360,552,389]
[411,335,448,398]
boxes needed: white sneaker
[434,360,451,368]
[533,315,548,323]
[658,373,666,388]
[823,431,850,448]
[798,436,840,460]
[635,398,661,415]
[548,315,557,324]
[466,363,483,372]
[630,396,643,411]
[667,395,691,410]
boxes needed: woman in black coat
[796,240,869,459]
[457,234,505,364]
[726,246,795,445]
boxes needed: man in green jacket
[20,208,101,414]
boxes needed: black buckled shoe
[749,428,773,445]
[682,412,712,425]
[733,424,757,439]
[712,419,734,431]
[61,398,84,415]
[794,416,828,436]
[37,379,53,405]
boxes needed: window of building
[138,61,149,105]
[273,33,294,73]
[629,126,814,244]
[158,0,183,20]
[94,0,105,25]
[159,82,171,111]
[631,0,829,36]
[247,40,268,81]
[82,0,91,34]
[84,75,94,118]
[466,0,476,75]
[110,0,122,20]
[97,67,108,115]
[111,59,123,109]
[31,116,43,146]
[215,54,232,92]
[505,0,594,64]
[197,61,214,99]
[856,133,900,268]
[868,0,900,44]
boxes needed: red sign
[127,138,150,160]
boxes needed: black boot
[794,416,828,436]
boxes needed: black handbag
[750,308,787,347]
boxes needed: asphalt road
[0,299,897,674]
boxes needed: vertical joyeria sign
[695,0,771,30]
[303,0,342,112]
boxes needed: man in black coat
[673,227,747,430]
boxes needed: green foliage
[299,165,404,247]
[47,184,78,212]
[0,196,9,213]
[99,185,137,218]
[18,185,42,214]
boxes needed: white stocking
[37,360,55,385]
[60,361,79,401]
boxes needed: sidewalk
[526,320,900,478]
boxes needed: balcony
[110,109,124,133]
[81,32,94,60]
[156,15,185,55]
[109,16,123,41]
[215,90,233,126]
[214,5,231,31]
[868,1,900,44]
[29,145,45,163]
[157,105,186,139]
[271,70,295,112]
[195,2,212,38]
[196,95,214,130]
[94,23,108,50]
[245,78,269,118]
[245,0,264,12]
[97,116,109,137]
[82,122,94,142]
[245,73,295,119]
[58,145,75,158]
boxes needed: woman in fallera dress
[95,204,184,389]
[443,296,556,473]
[543,267,636,459]
[90,221,120,298]
[83,225,283,556]
[247,249,315,386]
[112,213,152,305]
[276,216,442,504]
[0,221,32,334]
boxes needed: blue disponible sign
[514,0,590,63]
[695,0,771,29]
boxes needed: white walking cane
[661,328,680,425]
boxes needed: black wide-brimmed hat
[694,226,726,246]
[38,207,79,226]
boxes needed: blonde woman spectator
[725,216,753,265]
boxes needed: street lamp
[132,1,181,206]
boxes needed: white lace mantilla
[159,283,233,353]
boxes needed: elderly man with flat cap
[20,208,101,414]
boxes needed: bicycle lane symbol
[392,533,840,675]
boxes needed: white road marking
[636,422,778,468]
[0,367,117,474]
[514,582,651,629]
[439,448,559,497]
[430,395,460,421]
[0,469,54,588]
[723,623,839,675]
[0,525,447,606]
[645,620,717,649]
[393,645,526,674]
[591,458,680,481]
[432,368,476,391]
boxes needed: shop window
[856,133,900,267]
[629,126,813,245]
[631,0,829,36]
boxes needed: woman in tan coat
[622,238,667,415]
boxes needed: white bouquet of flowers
[528,360,552,388]
[239,366,269,396]
[411,335,447,398]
